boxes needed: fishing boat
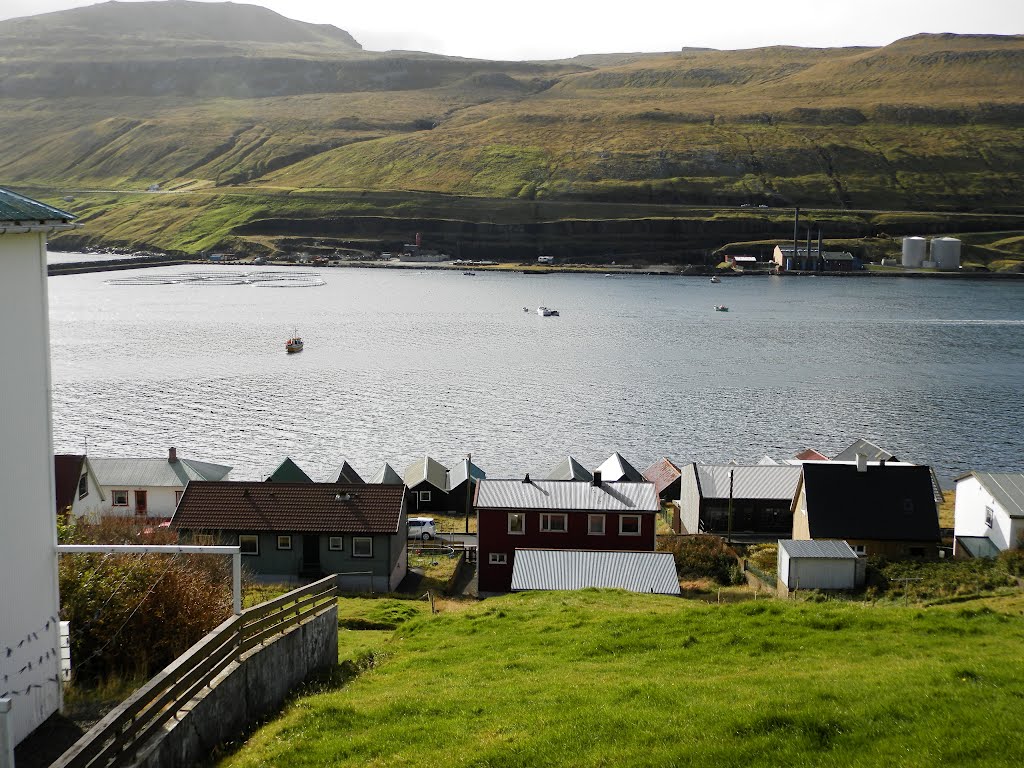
[714,305,729,312]
[537,306,560,317]
[285,333,304,353]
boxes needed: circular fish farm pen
[106,270,327,288]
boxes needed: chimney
[592,470,602,487]
[856,452,867,473]
[168,447,178,463]
[522,473,531,484]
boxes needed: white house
[953,471,1024,558]
[87,448,232,519]
[54,454,105,519]
[0,188,77,745]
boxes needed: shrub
[659,534,737,585]
[997,548,1024,577]
[745,543,779,577]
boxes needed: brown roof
[54,454,85,513]
[170,481,406,534]
[794,448,829,461]
[642,457,682,495]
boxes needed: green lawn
[219,590,1024,767]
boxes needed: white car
[407,517,437,541]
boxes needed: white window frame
[985,506,994,528]
[588,514,606,536]
[540,513,568,533]
[619,515,642,536]
[353,537,373,558]
[174,490,184,507]
[489,552,508,565]
[418,490,432,503]
[328,536,343,551]
[239,534,259,556]
[508,513,525,535]
[78,474,89,500]
[112,489,129,507]
[851,544,867,555]
[277,535,292,550]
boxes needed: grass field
[218,590,1024,767]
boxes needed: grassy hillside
[218,590,1024,767]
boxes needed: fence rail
[52,575,337,768]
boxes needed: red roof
[794,448,829,461]
[642,457,682,495]
[54,454,85,513]
[170,481,407,534]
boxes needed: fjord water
[47,265,1024,484]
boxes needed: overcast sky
[2,0,1021,60]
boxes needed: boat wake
[106,270,326,288]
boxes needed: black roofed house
[792,460,940,558]
[266,456,313,483]
[675,463,802,538]
[447,457,486,517]
[833,438,944,503]
[330,460,364,484]
[547,455,592,481]
[171,481,409,590]
[369,462,404,485]
[643,457,682,502]
[403,455,450,513]
[595,452,645,482]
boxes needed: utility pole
[726,468,734,545]
[465,453,472,534]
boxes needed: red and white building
[475,473,661,593]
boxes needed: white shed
[778,539,861,591]
[0,188,77,745]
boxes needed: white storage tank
[930,236,961,270]
[902,236,927,268]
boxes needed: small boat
[714,305,729,312]
[285,334,304,353]
[537,306,560,317]
[523,306,529,312]
[463,271,476,276]
[710,276,721,283]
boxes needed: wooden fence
[52,575,337,768]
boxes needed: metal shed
[777,539,862,591]
[510,549,680,595]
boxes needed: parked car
[407,517,436,541]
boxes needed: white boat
[714,305,729,312]
[710,276,721,283]
[537,306,560,317]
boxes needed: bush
[659,534,737,585]
[998,548,1024,577]
[745,543,778,577]
[59,517,233,684]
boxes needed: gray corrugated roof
[833,438,896,463]
[968,472,1024,519]
[0,187,75,223]
[403,456,449,491]
[511,549,680,595]
[90,457,231,487]
[369,462,404,485]
[476,480,659,511]
[448,460,486,488]
[547,456,592,481]
[779,539,858,559]
[695,465,802,501]
[595,452,644,482]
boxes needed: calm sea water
[47,262,1024,485]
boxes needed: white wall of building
[68,463,104,520]
[954,476,1021,551]
[0,231,63,744]
[91,484,182,519]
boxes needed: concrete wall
[0,230,63,744]
[134,603,338,768]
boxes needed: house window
[902,499,914,516]
[588,514,606,535]
[78,474,89,500]
[985,507,994,528]
[619,515,641,536]
[277,535,292,550]
[508,513,525,534]
[134,490,148,516]
[489,553,508,565]
[540,513,567,533]
[909,547,926,557]
[112,490,129,507]
[353,537,373,557]
[193,534,215,546]
[329,536,343,551]
[174,490,184,507]
[418,490,431,503]
[851,544,866,555]
[239,535,259,555]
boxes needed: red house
[475,472,661,593]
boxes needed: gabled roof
[794,448,829,461]
[642,457,682,495]
[89,456,232,487]
[54,454,103,511]
[403,456,449,491]
[511,550,680,595]
[266,457,313,483]
[779,539,858,560]
[476,479,659,512]
[595,452,644,482]
[547,456,592,482]
[369,462,404,485]
[801,463,939,542]
[693,464,802,501]
[959,472,1024,519]
[832,438,896,463]
[448,459,486,488]
[170,482,405,534]
[0,187,75,224]
[330,460,364,484]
